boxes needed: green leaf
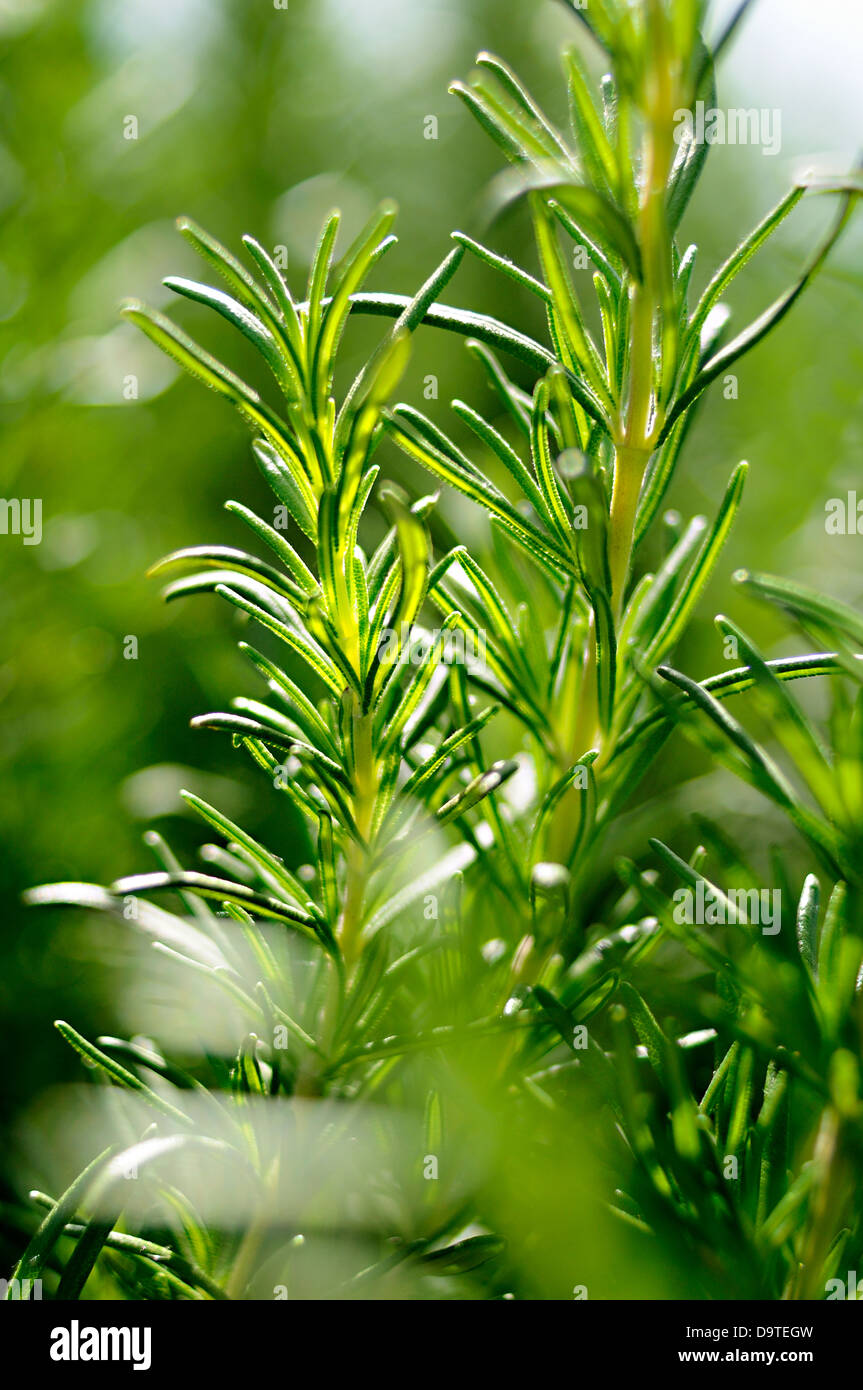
[446,547,535,687]
[110,870,318,932]
[450,400,551,522]
[392,243,466,337]
[379,484,430,633]
[96,1036,214,1099]
[7,1147,118,1294]
[713,613,837,816]
[252,440,318,541]
[306,209,341,354]
[376,615,461,754]
[176,216,279,326]
[817,880,846,977]
[643,461,747,664]
[399,706,500,802]
[240,234,305,361]
[336,330,412,531]
[55,1212,122,1301]
[436,758,519,825]
[796,873,820,972]
[709,0,758,66]
[482,161,642,282]
[331,247,460,521]
[614,651,846,765]
[618,983,670,1089]
[452,230,550,302]
[122,299,261,407]
[633,414,690,550]
[547,196,623,294]
[655,664,848,877]
[649,838,747,926]
[239,642,339,758]
[394,402,481,478]
[592,589,617,736]
[155,569,297,620]
[533,209,612,415]
[224,502,318,595]
[569,461,612,597]
[26,880,228,970]
[530,378,574,542]
[532,984,578,1050]
[475,52,571,158]
[466,339,533,436]
[312,201,398,404]
[214,584,344,696]
[666,53,716,231]
[163,275,294,393]
[624,514,707,654]
[363,843,477,937]
[122,301,304,475]
[55,1021,192,1125]
[662,190,859,440]
[564,44,619,197]
[333,288,608,425]
[449,75,556,164]
[181,790,308,906]
[725,1045,755,1157]
[385,410,571,577]
[686,186,805,349]
[532,754,598,862]
[733,569,863,650]
[755,1063,789,1227]
[149,544,303,605]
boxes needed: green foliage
[9,0,863,1301]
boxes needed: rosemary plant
[10,0,863,1301]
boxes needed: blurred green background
[1,0,861,1267]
